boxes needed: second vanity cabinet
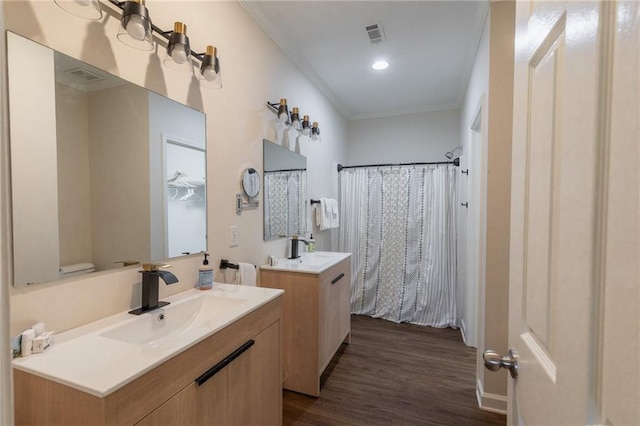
[261,255,351,397]
[13,296,282,426]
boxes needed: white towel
[329,198,339,228]
[235,262,256,286]
[316,198,331,230]
[316,198,339,230]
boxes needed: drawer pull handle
[195,339,255,386]
[331,273,345,285]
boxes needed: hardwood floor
[283,315,506,426]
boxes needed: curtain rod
[264,168,308,173]
[337,159,458,172]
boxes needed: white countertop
[12,284,283,398]
[259,251,351,274]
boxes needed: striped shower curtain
[263,170,307,240]
[338,165,458,328]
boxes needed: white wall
[148,91,206,260]
[458,9,490,349]
[347,108,461,165]
[3,1,348,336]
[56,84,93,267]
[88,84,150,271]
[0,7,13,424]
[458,2,515,413]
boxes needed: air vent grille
[365,22,385,45]
[65,67,105,83]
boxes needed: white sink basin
[283,252,341,267]
[263,251,351,274]
[101,294,249,345]
[12,285,283,397]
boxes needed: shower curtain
[263,170,307,240]
[338,164,458,328]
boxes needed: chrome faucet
[129,263,179,315]
[290,235,309,259]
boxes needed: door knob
[483,349,518,379]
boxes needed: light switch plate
[229,226,239,247]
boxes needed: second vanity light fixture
[54,0,222,89]
[267,99,321,142]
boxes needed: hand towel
[236,262,257,286]
[316,198,332,230]
[329,198,339,228]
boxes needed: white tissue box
[32,331,55,353]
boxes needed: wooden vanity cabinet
[260,256,350,397]
[14,297,282,426]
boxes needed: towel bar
[219,259,256,270]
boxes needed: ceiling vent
[64,67,105,83]
[365,22,386,45]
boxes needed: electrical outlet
[229,226,239,247]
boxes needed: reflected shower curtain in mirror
[264,170,307,240]
[338,165,458,328]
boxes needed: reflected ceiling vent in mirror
[66,67,105,82]
[54,0,102,20]
[365,22,386,45]
[198,46,223,88]
[117,0,154,51]
[163,22,192,72]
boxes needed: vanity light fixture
[54,0,103,20]
[116,0,154,51]
[266,101,320,139]
[56,0,224,88]
[198,46,223,88]
[301,115,311,135]
[277,99,290,124]
[311,122,320,141]
[163,22,192,72]
[290,107,301,130]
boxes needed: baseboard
[476,379,507,415]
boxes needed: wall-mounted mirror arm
[236,193,259,215]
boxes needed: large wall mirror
[7,32,207,287]
[263,139,307,240]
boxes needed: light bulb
[171,45,188,64]
[278,111,288,121]
[203,67,217,82]
[372,60,389,70]
[126,15,147,41]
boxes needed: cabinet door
[336,261,351,344]
[318,275,338,373]
[135,382,199,426]
[227,321,281,426]
[136,369,228,426]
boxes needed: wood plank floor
[283,315,506,425]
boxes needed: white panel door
[507,1,639,424]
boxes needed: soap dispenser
[198,253,213,290]
[308,234,316,252]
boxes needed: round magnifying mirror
[241,168,261,199]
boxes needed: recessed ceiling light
[372,60,389,70]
